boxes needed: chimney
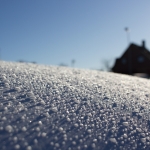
[142,40,145,48]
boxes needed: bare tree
[59,63,68,67]
[101,59,112,72]
[71,59,75,67]
[17,60,37,64]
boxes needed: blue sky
[1,0,150,70]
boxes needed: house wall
[112,45,150,75]
[131,48,150,73]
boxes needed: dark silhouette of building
[112,40,150,76]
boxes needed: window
[122,58,126,64]
[138,56,144,63]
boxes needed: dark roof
[121,43,150,60]
[135,43,150,56]
[112,41,150,75]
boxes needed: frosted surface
[0,61,150,150]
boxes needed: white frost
[0,61,150,150]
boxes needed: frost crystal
[0,61,150,150]
[5,125,13,133]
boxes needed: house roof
[112,41,150,75]
[124,43,150,60]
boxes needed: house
[112,40,150,77]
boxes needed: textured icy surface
[0,61,150,150]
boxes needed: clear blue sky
[1,0,150,70]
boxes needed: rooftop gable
[121,42,150,60]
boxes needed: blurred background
[0,0,150,72]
